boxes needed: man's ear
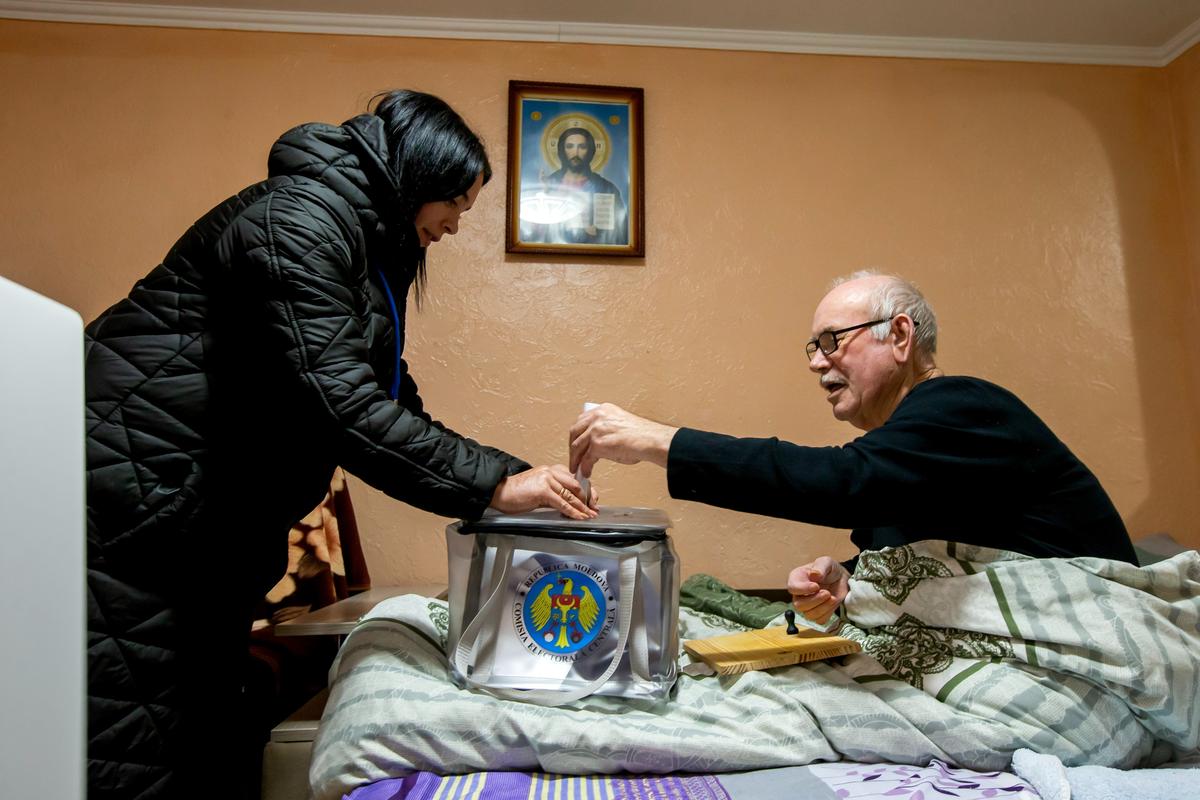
[890,314,916,364]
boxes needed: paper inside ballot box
[683,626,861,675]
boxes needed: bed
[306,539,1200,800]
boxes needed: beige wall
[2,20,1198,587]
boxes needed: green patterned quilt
[309,541,1200,800]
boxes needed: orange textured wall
[1167,41,1200,430]
[2,20,1197,588]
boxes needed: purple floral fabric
[807,760,1038,799]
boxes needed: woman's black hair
[370,89,492,305]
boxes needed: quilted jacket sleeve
[224,181,528,520]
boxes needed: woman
[85,90,593,799]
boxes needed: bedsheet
[310,541,1200,800]
[344,760,1040,800]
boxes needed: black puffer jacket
[84,114,527,797]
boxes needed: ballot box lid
[459,506,671,542]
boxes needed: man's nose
[808,348,829,373]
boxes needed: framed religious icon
[506,81,645,257]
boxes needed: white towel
[1012,748,1200,800]
[1011,750,1069,800]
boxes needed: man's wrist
[647,425,679,469]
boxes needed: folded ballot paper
[575,402,599,500]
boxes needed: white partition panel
[0,275,85,799]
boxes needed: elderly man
[568,271,1137,623]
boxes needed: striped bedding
[343,760,1040,800]
[310,541,1200,800]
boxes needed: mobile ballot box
[446,507,679,706]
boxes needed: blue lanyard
[374,268,403,401]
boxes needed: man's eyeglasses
[806,317,914,359]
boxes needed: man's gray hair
[829,270,938,355]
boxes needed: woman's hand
[786,556,851,625]
[491,464,599,519]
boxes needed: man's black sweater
[667,376,1137,564]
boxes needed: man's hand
[491,465,598,520]
[787,556,851,625]
[568,403,678,479]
